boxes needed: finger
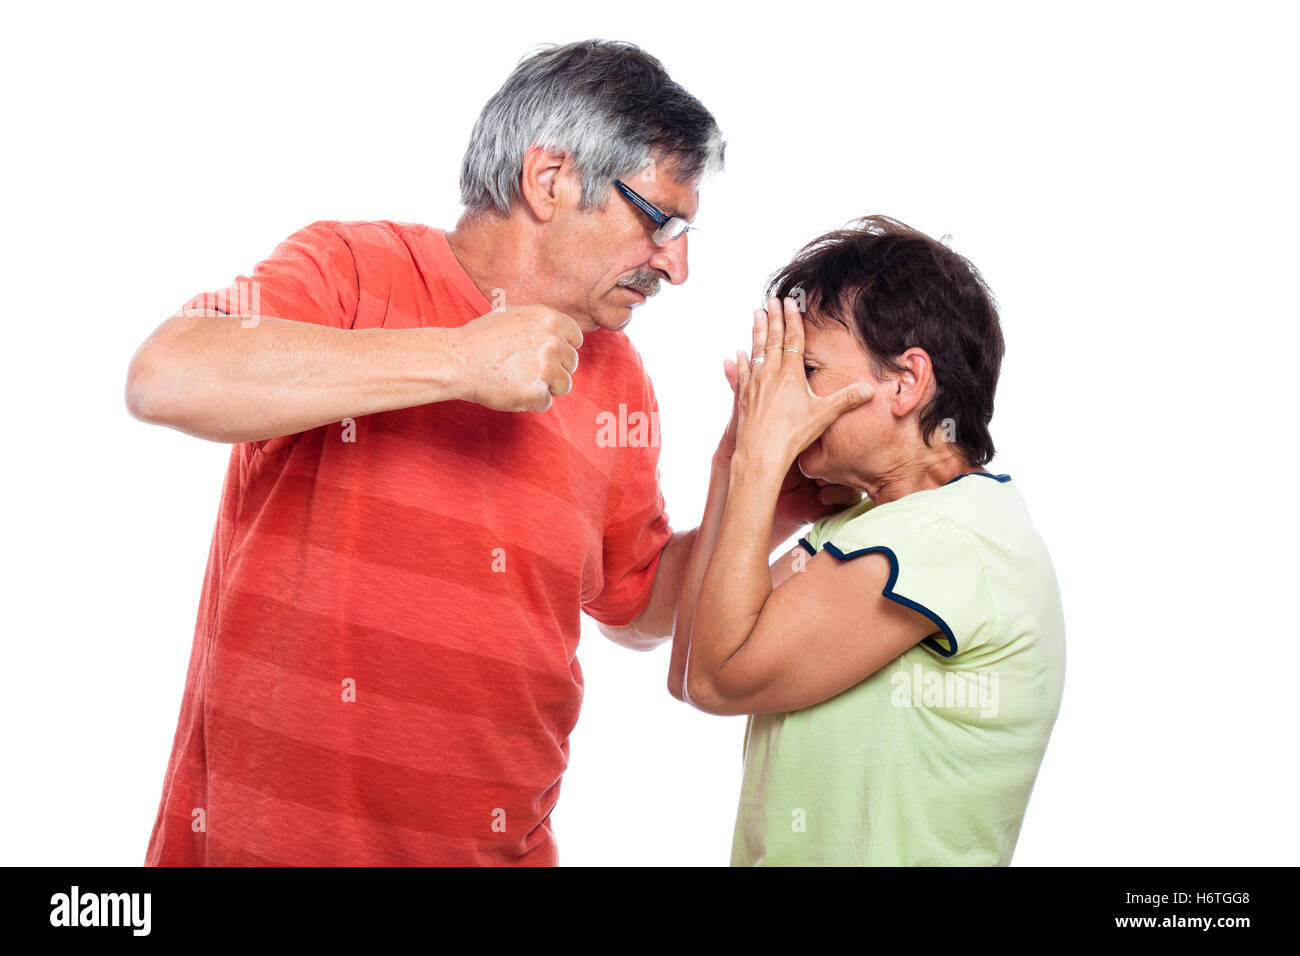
[814,381,874,432]
[765,296,785,365]
[542,362,573,400]
[723,357,738,392]
[561,343,579,375]
[556,313,584,350]
[737,348,752,402]
[528,379,553,413]
[751,308,768,363]
[783,296,805,358]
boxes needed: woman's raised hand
[733,296,874,470]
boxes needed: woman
[668,216,1065,866]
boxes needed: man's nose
[649,233,689,285]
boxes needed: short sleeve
[819,499,995,658]
[582,359,673,627]
[799,517,829,556]
[175,220,359,330]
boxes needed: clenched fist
[455,305,584,412]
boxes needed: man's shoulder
[314,219,434,254]
[302,221,456,293]
[321,218,430,236]
[289,219,434,255]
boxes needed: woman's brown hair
[768,216,1005,466]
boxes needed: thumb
[722,357,739,393]
[820,381,874,423]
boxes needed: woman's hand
[721,353,860,531]
[732,296,874,477]
[773,465,863,538]
[714,354,743,465]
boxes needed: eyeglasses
[613,179,693,246]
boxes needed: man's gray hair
[460,40,725,217]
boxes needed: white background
[2,0,1296,866]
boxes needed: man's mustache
[617,271,661,297]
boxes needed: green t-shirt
[730,472,1065,866]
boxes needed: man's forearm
[125,310,468,443]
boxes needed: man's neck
[445,211,548,310]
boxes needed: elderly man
[126,40,858,866]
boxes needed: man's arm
[595,504,802,653]
[127,310,462,443]
[125,305,583,443]
[595,529,696,652]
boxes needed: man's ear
[891,348,935,417]
[519,144,572,223]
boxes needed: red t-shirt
[145,220,672,865]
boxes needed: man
[126,39,856,865]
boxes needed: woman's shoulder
[804,473,1009,548]
[805,471,1054,583]
[873,472,1034,542]
[923,472,1051,561]
[805,472,1061,663]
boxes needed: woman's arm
[678,298,934,715]
[667,451,732,701]
[685,452,787,692]
[667,351,857,701]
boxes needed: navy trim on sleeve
[821,542,959,658]
[798,537,817,556]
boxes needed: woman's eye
[803,365,817,376]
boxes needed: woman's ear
[891,348,934,416]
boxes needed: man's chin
[592,303,636,332]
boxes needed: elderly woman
[668,216,1065,866]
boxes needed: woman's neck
[858,452,983,505]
